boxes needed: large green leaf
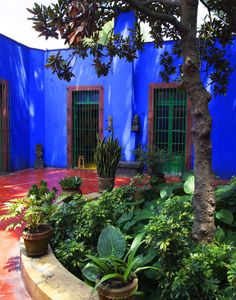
[216,209,234,225]
[125,232,145,264]
[117,211,134,224]
[82,263,101,282]
[160,186,173,199]
[226,230,236,244]
[214,226,226,242]
[134,209,155,221]
[183,175,195,194]
[97,225,126,258]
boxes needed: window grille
[152,86,188,174]
[72,90,100,168]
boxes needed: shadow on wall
[0,35,30,170]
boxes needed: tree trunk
[181,0,216,243]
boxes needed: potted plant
[95,136,122,192]
[129,174,152,200]
[0,180,57,257]
[59,176,82,194]
[82,225,157,300]
[134,146,170,186]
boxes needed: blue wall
[43,11,136,166]
[0,35,45,170]
[0,35,30,170]
[1,20,236,178]
[28,48,45,167]
[209,41,236,178]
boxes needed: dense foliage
[48,176,236,299]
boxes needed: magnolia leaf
[97,225,126,258]
[216,209,234,225]
[226,230,236,244]
[214,226,226,241]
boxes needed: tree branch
[126,0,188,35]
[141,0,181,6]
[199,0,212,19]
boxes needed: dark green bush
[49,177,236,299]
[141,193,236,300]
[49,186,142,275]
[215,177,236,244]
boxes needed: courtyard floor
[0,168,130,300]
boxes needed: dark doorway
[0,80,9,174]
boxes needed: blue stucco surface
[0,17,236,178]
[0,35,30,170]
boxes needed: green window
[72,90,99,168]
[153,87,188,174]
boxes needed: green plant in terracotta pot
[95,135,122,192]
[129,174,152,200]
[59,176,82,197]
[82,225,158,300]
[0,180,57,257]
[134,146,170,186]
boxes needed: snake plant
[95,136,122,178]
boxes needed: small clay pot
[97,277,138,300]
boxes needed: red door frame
[0,80,9,171]
[67,85,104,168]
[148,83,192,170]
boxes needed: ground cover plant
[47,175,236,299]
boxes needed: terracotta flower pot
[98,177,115,193]
[62,187,82,195]
[97,277,138,300]
[22,225,52,258]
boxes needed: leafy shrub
[215,177,236,244]
[0,180,57,232]
[48,177,236,299]
[145,195,193,270]
[142,193,236,300]
[134,146,170,176]
[170,243,234,300]
[27,180,57,204]
[49,186,142,275]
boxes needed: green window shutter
[153,87,188,174]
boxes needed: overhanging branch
[126,0,188,35]
[141,0,181,6]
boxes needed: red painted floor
[0,168,130,300]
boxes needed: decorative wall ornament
[106,115,113,132]
[34,144,44,169]
[131,114,140,132]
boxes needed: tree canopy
[28,0,236,95]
